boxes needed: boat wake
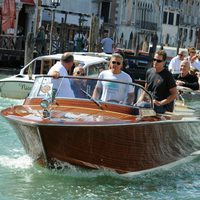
[123,154,200,179]
[46,158,120,178]
[0,155,33,169]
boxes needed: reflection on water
[185,100,200,117]
[0,68,20,77]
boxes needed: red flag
[2,0,16,33]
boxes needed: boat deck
[2,102,198,127]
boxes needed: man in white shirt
[187,47,200,71]
[48,52,75,98]
[168,50,187,78]
[92,53,134,105]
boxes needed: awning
[2,0,16,33]
[20,0,35,5]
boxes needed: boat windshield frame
[29,75,154,109]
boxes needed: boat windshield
[29,76,153,108]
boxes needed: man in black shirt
[138,50,177,113]
[176,60,199,90]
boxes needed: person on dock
[36,26,46,55]
[73,32,85,52]
[100,31,114,54]
[47,52,75,98]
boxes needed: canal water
[0,73,200,200]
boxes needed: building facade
[162,0,200,49]
[1,0,200,51]
[115,0,162,51]
[115,0,200,51]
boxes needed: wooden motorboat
[1,76,200,174]
[0,53,108,99]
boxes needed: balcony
[135,21,157,31]
[164,1,180,9]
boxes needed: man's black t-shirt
[146,68,176,112]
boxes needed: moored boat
[1,75,200,174]
[0,53,108,99]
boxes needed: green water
[0,74,200,200]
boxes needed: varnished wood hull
[7,115,200,174]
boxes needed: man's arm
[136,83,148,103]
[154,87,177,106]
[125,92,135,105]
[49,70,60,79]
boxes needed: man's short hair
[155,50,167,61]
[180,60,190,69]
[178,50,187,56]
[61,53,74,63]
[111,53,124,61]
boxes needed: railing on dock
[0,34,74,67]
[0,34,26,67]
[0,34,25,51]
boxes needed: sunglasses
[178,54,184,57]
[76,71,85,76]
[111,61,121,65]
[153,58,163,63]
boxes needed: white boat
[0,53,108,99]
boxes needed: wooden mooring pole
[24,32,35,65]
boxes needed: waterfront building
[1,0,200,57]
[162,0,200,49]
[115,0,161,51]
[0,0,40,36]
[115,0,200,50]
[41,0,117,51]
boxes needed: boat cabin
[20,53,109,78]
